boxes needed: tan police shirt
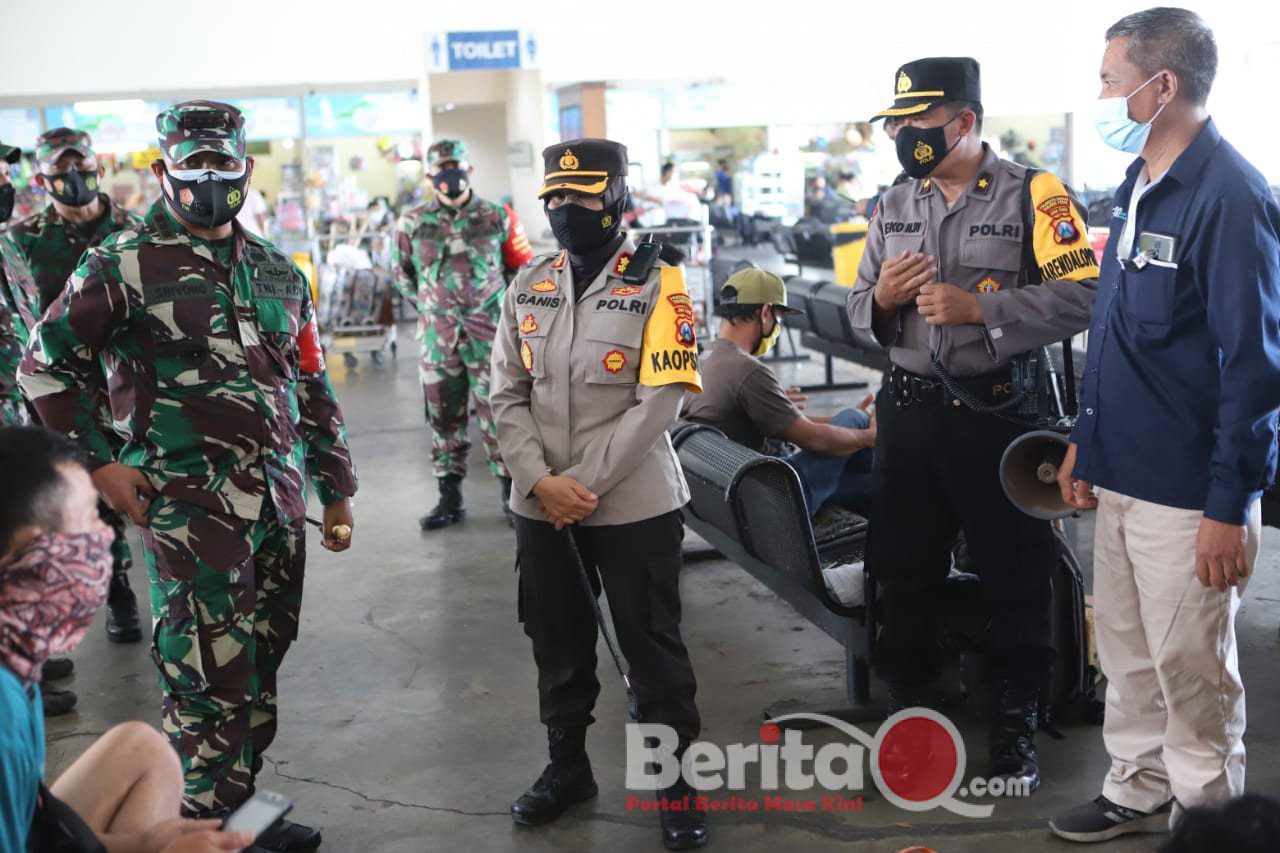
[491,236,703,526]
[847,144,1099,378]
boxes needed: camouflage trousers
[140,498,305,815]
[0,395,28,426]
[419,312,507,480]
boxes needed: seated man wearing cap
[682,269,876,516]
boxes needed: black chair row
[671,422,880,723]
[782,277,890,386]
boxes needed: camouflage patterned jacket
[0,236,39,417]
[391,195,532,326]
[18,200,358,526]
[2,194,142,314]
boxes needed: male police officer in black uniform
[491,139,708,849]
[848,58,1098,791]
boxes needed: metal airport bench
[783,277,885,390]
[671,421,882,725]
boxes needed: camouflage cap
[155,100,247,163]
[428,139,468,168]
[36,128,94,169]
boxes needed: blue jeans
[781,407,874,516]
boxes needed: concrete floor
[47,304,1280,852]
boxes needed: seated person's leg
[785,406,875,514]
[49,721,183,835]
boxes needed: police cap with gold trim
[538,138,627,198]
[872,57,981,122]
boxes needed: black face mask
[44,169,99,207]
[161,167,249,230]
[895,113,962,179]
[0,184,14,222]
[548,198,623,255]
[434,167,470,200]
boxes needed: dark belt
[887,365,1017,408]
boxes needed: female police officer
[491,138,708,850]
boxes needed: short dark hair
[1161,793,1280,852]
[0,426,87,555]
[718,302,765,325]
[1106,7,1217,106]
[661,162,675,176]
[947,100,984,132]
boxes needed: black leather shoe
[988,680,1041,795]
[254,818,321,852]
[41,684,77,717]
[499,476,516,528]
[511,726,597,825]
[658,776,709,850]
[420,475,466,530]
[42,657,74,681]
[106,571,142,643]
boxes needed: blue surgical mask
[1094,74,1166,154]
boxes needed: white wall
[1,0,1274,181]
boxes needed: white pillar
[505,68,549,241]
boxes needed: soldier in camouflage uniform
[2,128,147,646]
[19,100,357,853]
[392,139,533,529]
[0,138,31,427]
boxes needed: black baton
[563,526,641,722]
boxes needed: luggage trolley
[312,218,398,368]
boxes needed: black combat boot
[499,476,516,528]
[511,727,598,825]
[105,570,142,643]
[41,684,77,716]
[988,680,1041,795]
[419,474,466,530]
[658,743,709,850]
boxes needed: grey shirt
[681,338,801,452]
[847,144,1099,377]
[491,237,702,526]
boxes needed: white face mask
[165,167,245,183]
[1093,74,1167,154]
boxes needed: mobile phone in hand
[223,790,293,836]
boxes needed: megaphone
[1000,430,1074,520]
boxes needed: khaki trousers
[1094,488,1262,814]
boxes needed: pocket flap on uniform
[584,313,645,347]
[960,236,1022,272]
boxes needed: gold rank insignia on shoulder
[918,179,932,195]
[613,253,632,276]
[559,149,579,170]
[974,173,992,194]
[551,250,567,270]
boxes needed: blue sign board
[438,30,525,71]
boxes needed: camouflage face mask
[162,165,248,230]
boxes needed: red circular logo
[875,716,958,803]
[758,723,782,745]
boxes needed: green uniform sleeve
[390,215,422,312]
[295,282,358,505]
[17,249,126,466]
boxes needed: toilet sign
[427,30,538,72]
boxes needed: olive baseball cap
[717,269,803,316]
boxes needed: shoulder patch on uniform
[1036,195,1082,245]
[550,250,567,270]
[530,279,558,293]
[973,173,993,196]
[613,252,633,277]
